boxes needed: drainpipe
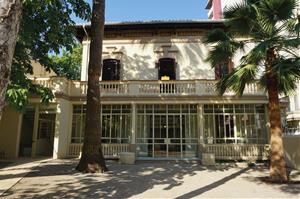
[82,24,89,40]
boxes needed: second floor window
[215,60,234,80]
[158,58,176,80]
[102,59,121,81]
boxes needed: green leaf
[216,64,258,96]
[7,0,90,111]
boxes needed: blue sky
[75,0,208,23]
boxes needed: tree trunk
[0,0,22,120]
[266,49,287,182]
[76,0,108,173]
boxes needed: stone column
[80,39,90,81]
[198,104,205,158]
[31,105,39,157]
[129,103,137,154]
[53,99,72,159]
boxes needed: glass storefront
[203,104,268,144]
[70,103,268,159]
[136,104,198,158]
[71,105,131,143]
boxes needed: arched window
[158,58,176,80]
[102,59,121,81]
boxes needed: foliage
[204,0,300,181]
[204,0,300,96]
[6,0,91,111]
[49,45,82,80]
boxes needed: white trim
[15,113,23,157]
[31,105,40,157]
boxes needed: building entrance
[136,104,198,159]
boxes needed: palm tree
[204,0,300,182]
[76,0,108,173]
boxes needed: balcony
[31,77,266,98]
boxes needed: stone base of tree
[201,153,215,166]
[119,152,136,165]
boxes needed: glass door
[215,114,234,143]
[168,115,181,158]
[152,115,167,158]
[136,104,198,159]
[36,113,56,156]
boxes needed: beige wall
[81,36,251,81]
[27,61,56,78]
[81,37,216,81]
[53,99,72,159]
[283,135,300,170]
[0,107,22,158]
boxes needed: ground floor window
[71,103,268,149]
[19,106,56,157]
[136,104,198,158]
[203,104,268,144]
[71,105,131,143]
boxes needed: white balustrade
[30,77,265,97]
[204,144,270,160]
[139,81,196,95]
[67,143,269,160]
[100,82,129,95]
[67,143,130,158]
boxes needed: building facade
[206,0,300,135]
[205,0,242,19]
[0,21,270,160]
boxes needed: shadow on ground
[2,159,300,198]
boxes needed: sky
[75,0,208,23]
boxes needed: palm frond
[285,14,300,37]
[216,64,258,96]
[241,40,272,64]
[246,0,261,4]
[205,44,233,67]
[224,1,257,36]
[259,0,297,23]
[278,37,300,49]
[204,30,245,67]
[273,57,300,95]
[203,29,231,44]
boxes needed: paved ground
[0,158,51,196]
[0,159,300,198]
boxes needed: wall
[81,36,214,81]
[53,99,72,159]
[283,135,300,170]
[288,81,300,112]
[27,61,57,78]
[81,36,250,81]
[206,0,243,19]
[0,107,22,158]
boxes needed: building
[285,2,300,133]
[205,0,300,136]
[205,0,242,19]
[0,20,270,160]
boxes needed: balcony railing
[284,127,300,136]
[30,77,266,97]
[204,144,270,160]
[67,143,269,160]
[68,143,129,158]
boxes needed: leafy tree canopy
[6,0,91,111]
[49,44,82,80]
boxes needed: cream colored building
[0,21,270,160]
